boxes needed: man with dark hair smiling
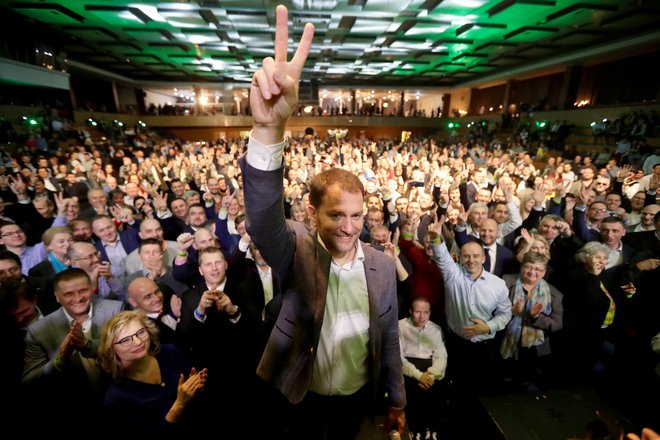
[241,6,405,439]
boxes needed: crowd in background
[1,116,659,438]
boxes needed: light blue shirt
[430,242,511,342]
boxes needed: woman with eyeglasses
[98,310,207,435]
[500,252,563,391]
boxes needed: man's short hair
[198,246,224,266]
[54,268,91,290]
[309,168,364,209]
[138,237,162,252]
[600,216,625,228]
[0,249,21,267]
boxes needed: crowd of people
[1,6,659,440]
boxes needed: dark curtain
[509,73,564,111]
[576,51,660,106]
[469,84,505,115]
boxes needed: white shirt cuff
[246,133,286,171]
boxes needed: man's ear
[128,297,138,308]
[306,204,317,227]
[307,204,316,219]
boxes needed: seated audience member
[125,218,180,273]
[27,226,74,315]
[68,241,124,301]
[399,297,448,439]
[127,277,182,345]
[97,310,207,435]
[500,252,563,390]
[21,268,124,434]
[124,238,189,297]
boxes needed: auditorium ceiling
[2,0,659,88]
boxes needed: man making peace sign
[241,5,406,439]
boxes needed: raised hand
[54,192,68,216]
[250,5,314,144]
[152,191,168,213]
[9,175,27,196]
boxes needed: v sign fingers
[250,5,315,145]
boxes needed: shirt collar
[317,235,365,266]
[62,301,93,323]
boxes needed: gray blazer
[22,297,124,386]
[242,157,406,408]
[502,274,563,357]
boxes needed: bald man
[127,276,181,345]
[124,218,180,274]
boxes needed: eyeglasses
[72,251,101,261]
[114,327,149,347]
[522,264,546,273]
[590,207,607,212]
[1,230,24,237]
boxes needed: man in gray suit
[21,268,124,433]
[240,6,405,440]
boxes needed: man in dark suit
[127,276,181,346]
[21,268,124,434]
[176,246,250,438]
[240,7,405,439]
[79,188,109,220]
[91,215,139,280]
[455,218,516,278]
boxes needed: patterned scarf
[500,275,552,360]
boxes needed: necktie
[483,247,491,272]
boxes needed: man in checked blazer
[21,268,124,433]
[241,6,405,440]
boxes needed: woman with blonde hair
[518,188,535,221]
[98,310,207,435]
[27,226,73,314]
